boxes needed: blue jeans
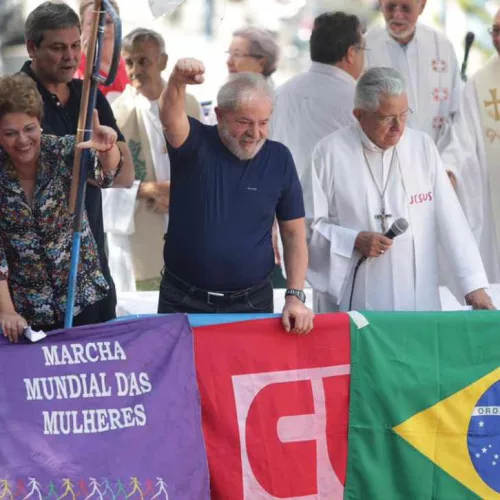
[157,268,274,314]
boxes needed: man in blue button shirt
[158,58,314,334]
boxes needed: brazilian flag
[345,311,500,499]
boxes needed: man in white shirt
[304,67,493,312]
[106,28,200,291]
[270,11,364,181]
[458,8,500,283]
[270,12,365,307]
[365,0,463,187]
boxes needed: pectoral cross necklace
[361,146,397,233]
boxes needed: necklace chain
[361,142,398,233]
[361,145,396,200]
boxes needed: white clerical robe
[365,23,465,176]
[457,55,500,282]
[106,84,200,291]
[305,123,488,311]
[270,63,357,294]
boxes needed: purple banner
[0,314,209,499]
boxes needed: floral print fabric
[0,134,122,325]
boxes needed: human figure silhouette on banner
[150,478,169,499]
[101,479,116,500]
[44,482,58,500]
[57,479,76,500]
[114,480,128,499]
[84,478,103,500]
[14,479,26,499]
[0,479,14,500]
[22,478,42,500]
[126,478,143,499]
[142,480,154,497]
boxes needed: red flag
[193,313,350,499]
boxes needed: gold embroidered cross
[484,89,500,122]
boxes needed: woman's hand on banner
[0,312,27,343]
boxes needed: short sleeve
[276,146,305,221]
[95,90,125,142]
[166,117,205,170]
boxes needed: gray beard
[219,123,265,160]
[387,25,416,42]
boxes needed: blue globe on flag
[468,379,500,492]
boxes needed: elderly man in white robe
[365,0,464,188]
[104,28,200,291]
[305,67,493,312]
[457,8,500,284]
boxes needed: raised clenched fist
[171,58,205,85]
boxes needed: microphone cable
[347,218,409,310]
[348,256,366,311]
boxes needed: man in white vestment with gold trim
[458,8,500,283]
[105,28,200,291]
[304,67,494,312]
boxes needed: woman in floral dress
[0,74,123,342]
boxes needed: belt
[163,268,271,306]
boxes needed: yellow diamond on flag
[394,367,500,499]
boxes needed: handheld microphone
[358,218,409,264]
[461,31,475,82]
[384,217,409,240]
[348,218,409,310]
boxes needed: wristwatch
[285,289,306,303]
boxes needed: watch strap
[285,288,306,303]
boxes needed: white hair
[354,67,406,111]
[217,71,274,111]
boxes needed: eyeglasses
[376,108,413,124]
[488,26,500,37]
[225,51,264,60]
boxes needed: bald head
[492,8,500,55]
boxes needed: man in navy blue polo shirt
[158,58,314,334]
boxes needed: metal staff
[64,0,122,328]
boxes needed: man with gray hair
[304,67,493,312]
[157,58,314,334]
[104,28,201,291]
